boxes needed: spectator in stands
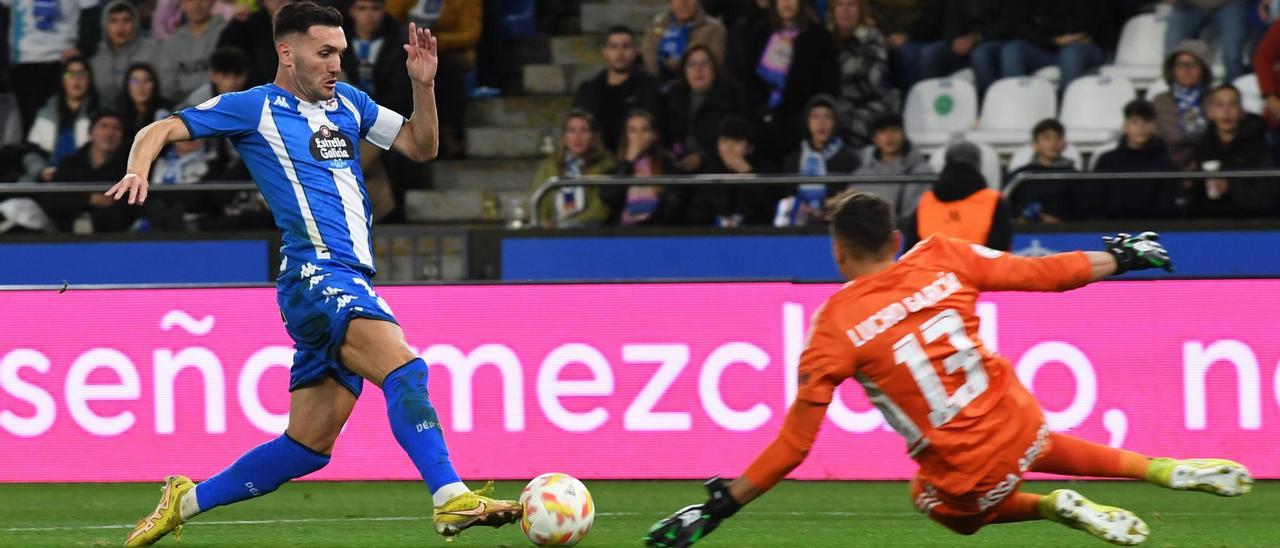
[22,56,98,182]
[851,113,932,219]
[5,0,102,132]
[151,139,214,185]
[216,0,289,87]
[531,109,616,228]
[1007,118,1079,223]
[1253,19,1280,128]
[660,45,748,173]
[1188,84,1278,216]
[734,0,839,153]
[641,0,728,81]
[607,110,682,226]
[159,0,230,102]
[117,63,174,143]
[90,0,158,105]
[343,0,412,116]
[866,0,933,89]
[997,0,1111,93]
[685,115,778,226]
[830,0,897,147]
[573,26,660,156]
[179,47,251,109]
[901,140,1011,250]
[1088,99,1182,220]
[154,0,240,42]
[47,110,135,232]
[1153,40,1213,167]
[1165,0,1249,83]
[946,0,1009,97]
[775,95,858,226]
[390,0,481,158]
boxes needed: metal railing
[530,174,938,226]
[0,181,258,194]
[1003,169,1280,197]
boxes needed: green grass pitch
[0,480,1273,547]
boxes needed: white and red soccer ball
[519,473,594,546]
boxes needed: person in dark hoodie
[776,94,858,226]
[1007,118,1079,223]
[660,44,750,173]
[1187,83,1279,217]
[901,140,1012,251]
[685,115,779,226]
[90,0,158,105]
[1088,99,1182,220]
[1151,39,1212,167]
[572,25,661,155]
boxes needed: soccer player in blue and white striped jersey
[112,3,520,545]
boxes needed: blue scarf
[1172,84,1206,135]
[799,137,844,176]
[32,0,62,32]
[658,19,693,69]
[52,126,76,166]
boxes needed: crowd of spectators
[0,0,483,233]
[540,0,1280,234]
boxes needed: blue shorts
[277,259,398,397]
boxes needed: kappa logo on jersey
[273,96,289,109]
[310,124,354,169]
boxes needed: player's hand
[644,477,740,548]
[105,173,149,205]
[404,22,438,87]
[1103,231,1173,274]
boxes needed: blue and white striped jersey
[175,82,405,274]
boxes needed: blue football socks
[382,358,462,495]
[193,433,330,514]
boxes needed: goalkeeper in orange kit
[645,192,1252,547]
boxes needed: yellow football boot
[1146,458,1253,496]
[432,481,522,540]
[1039,489,1149,546]
[123,475,195,547]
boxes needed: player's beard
[292,63,337,102]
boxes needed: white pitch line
[0,511,1244,534]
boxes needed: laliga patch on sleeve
[969,243,1005,259]
[196,95,221,110]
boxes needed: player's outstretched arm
[392,22,440,162]
[1095,231,1174,279]
[106,117,191,205]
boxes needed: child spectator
[776,95,858,226]
[1089,99,1182,220]
[530,109,617,227]
[607,110,681,226]
[90,0,158,105]
[573,26,660,155]
[23,56,97,182]
[641,0,727,81]
[660,45,749,173]
[851,112,932,219]
[685,115,778,226]
[1007,118,1079,223]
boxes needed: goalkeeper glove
[644,477,742,548]
[1103,231,1173,274]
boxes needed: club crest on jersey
[310,124,354,169]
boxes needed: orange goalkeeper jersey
[744,236,1093,494]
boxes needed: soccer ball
[519,472,594,546]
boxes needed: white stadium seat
[904,78,979,154]
[965,77,1057,153]
[1060,75,1138,152]
[1007,143,1086,173]
[1100,13,1168,88]
[927,141,1003,190]
[1033,65,1061,86]
[1233,73,1264,114]
[1144,78,1169,100]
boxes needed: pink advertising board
[1,281,1278,482]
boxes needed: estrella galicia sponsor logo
[309,124,354,169]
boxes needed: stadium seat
[949,67,976,83]
[1060,75,1138,153]
[1234,73,1264,114]
[1144,78,1169,100]
[1033,65,1060,86]
[1100,13,1168,89]
[964,77,1057,153]
[927,140,1003,190]
[1006,143,1086,173]
[904,78,979,154]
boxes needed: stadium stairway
[406,0,665,223]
